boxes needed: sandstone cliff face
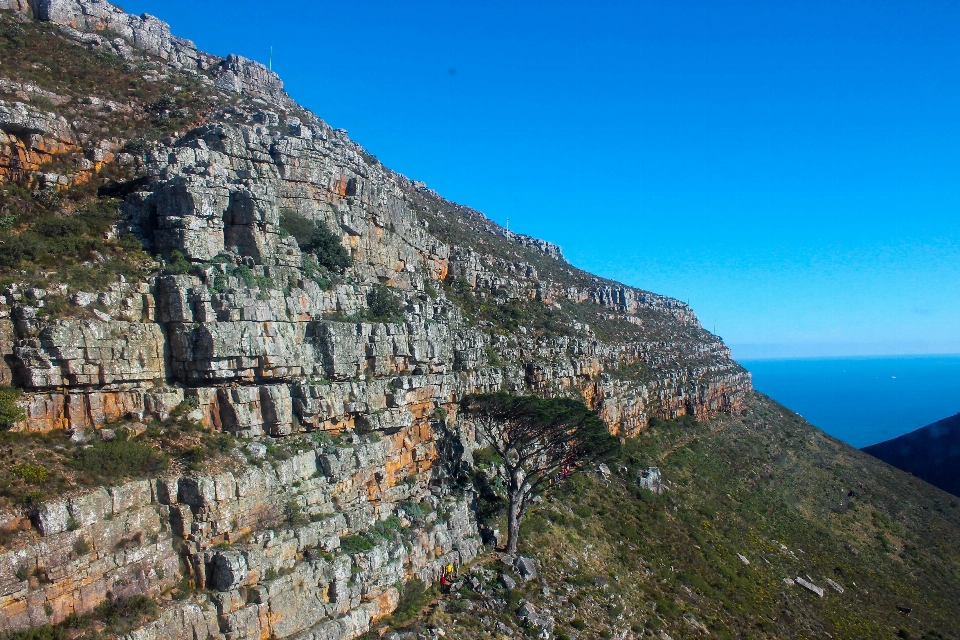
[0,423,481,640]
[0,1,750,638]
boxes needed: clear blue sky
[124,0,960,358]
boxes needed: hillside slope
[863,412,960,499]
[387,394,960,640]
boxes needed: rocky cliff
[0,2,750,639]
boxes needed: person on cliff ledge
[439,571,450,594]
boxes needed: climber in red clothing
[439,571,449,594]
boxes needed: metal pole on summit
[270,46,273,72]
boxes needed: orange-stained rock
[370,587,400,622]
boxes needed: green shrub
[72,433,165,480]
[300,255,333,290]
[371,515,404,539]
[164,250,191,275]
[399,500,426,520]
[280,209,351,273]
[339,534,375,555]
[366,284,401,322]
[301,254,319,278]
[279,208,316,246]
[311,220,352,273]
[390,578,431,624]
[211,433,234,454]
[229,264,256,288]
[92,595,157,633]
[0,386,25,428]
[186,446,205,471]
[285,499,308,526]
[210,272,228,293]
[570,617,587,630]
[472,446,502,467]
[11,464,48,484]
[72,538,90,556]
[0,624,68,640]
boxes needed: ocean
[739,355,960,448]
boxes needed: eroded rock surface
[0,1,751,638]
[0,424,481,639]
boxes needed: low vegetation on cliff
[279,209,352,274]
[0,10,215,143]
[0,182,150,291]
[0,400,241,510]
[0,8,223,290]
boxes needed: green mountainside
[378,394,960,639]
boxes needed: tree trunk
[506,493,521,554]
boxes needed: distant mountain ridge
[863,412,960,498]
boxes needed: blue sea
[740,356,960,448]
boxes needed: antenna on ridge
[269,46,273,72]
[506,216,510,232]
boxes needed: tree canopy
[461,392,618,553]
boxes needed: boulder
[32,498,70,535]
[514,556,536,581]
[245,442,268,459]
[209,550,248,591]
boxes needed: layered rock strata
[0,1,751,638]
[0,423,481,639]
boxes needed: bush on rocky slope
[0,184,148,282]
[366,283,402,322]
[279,208,352,273]
[0,594,159,640]
[0,385,24,427]
[0,10,216,142]
[0,403,241,509]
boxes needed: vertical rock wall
[0,2,751,638]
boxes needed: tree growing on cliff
[279,209,352,273]
[461,392,618,554]
[0,385,24,429]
